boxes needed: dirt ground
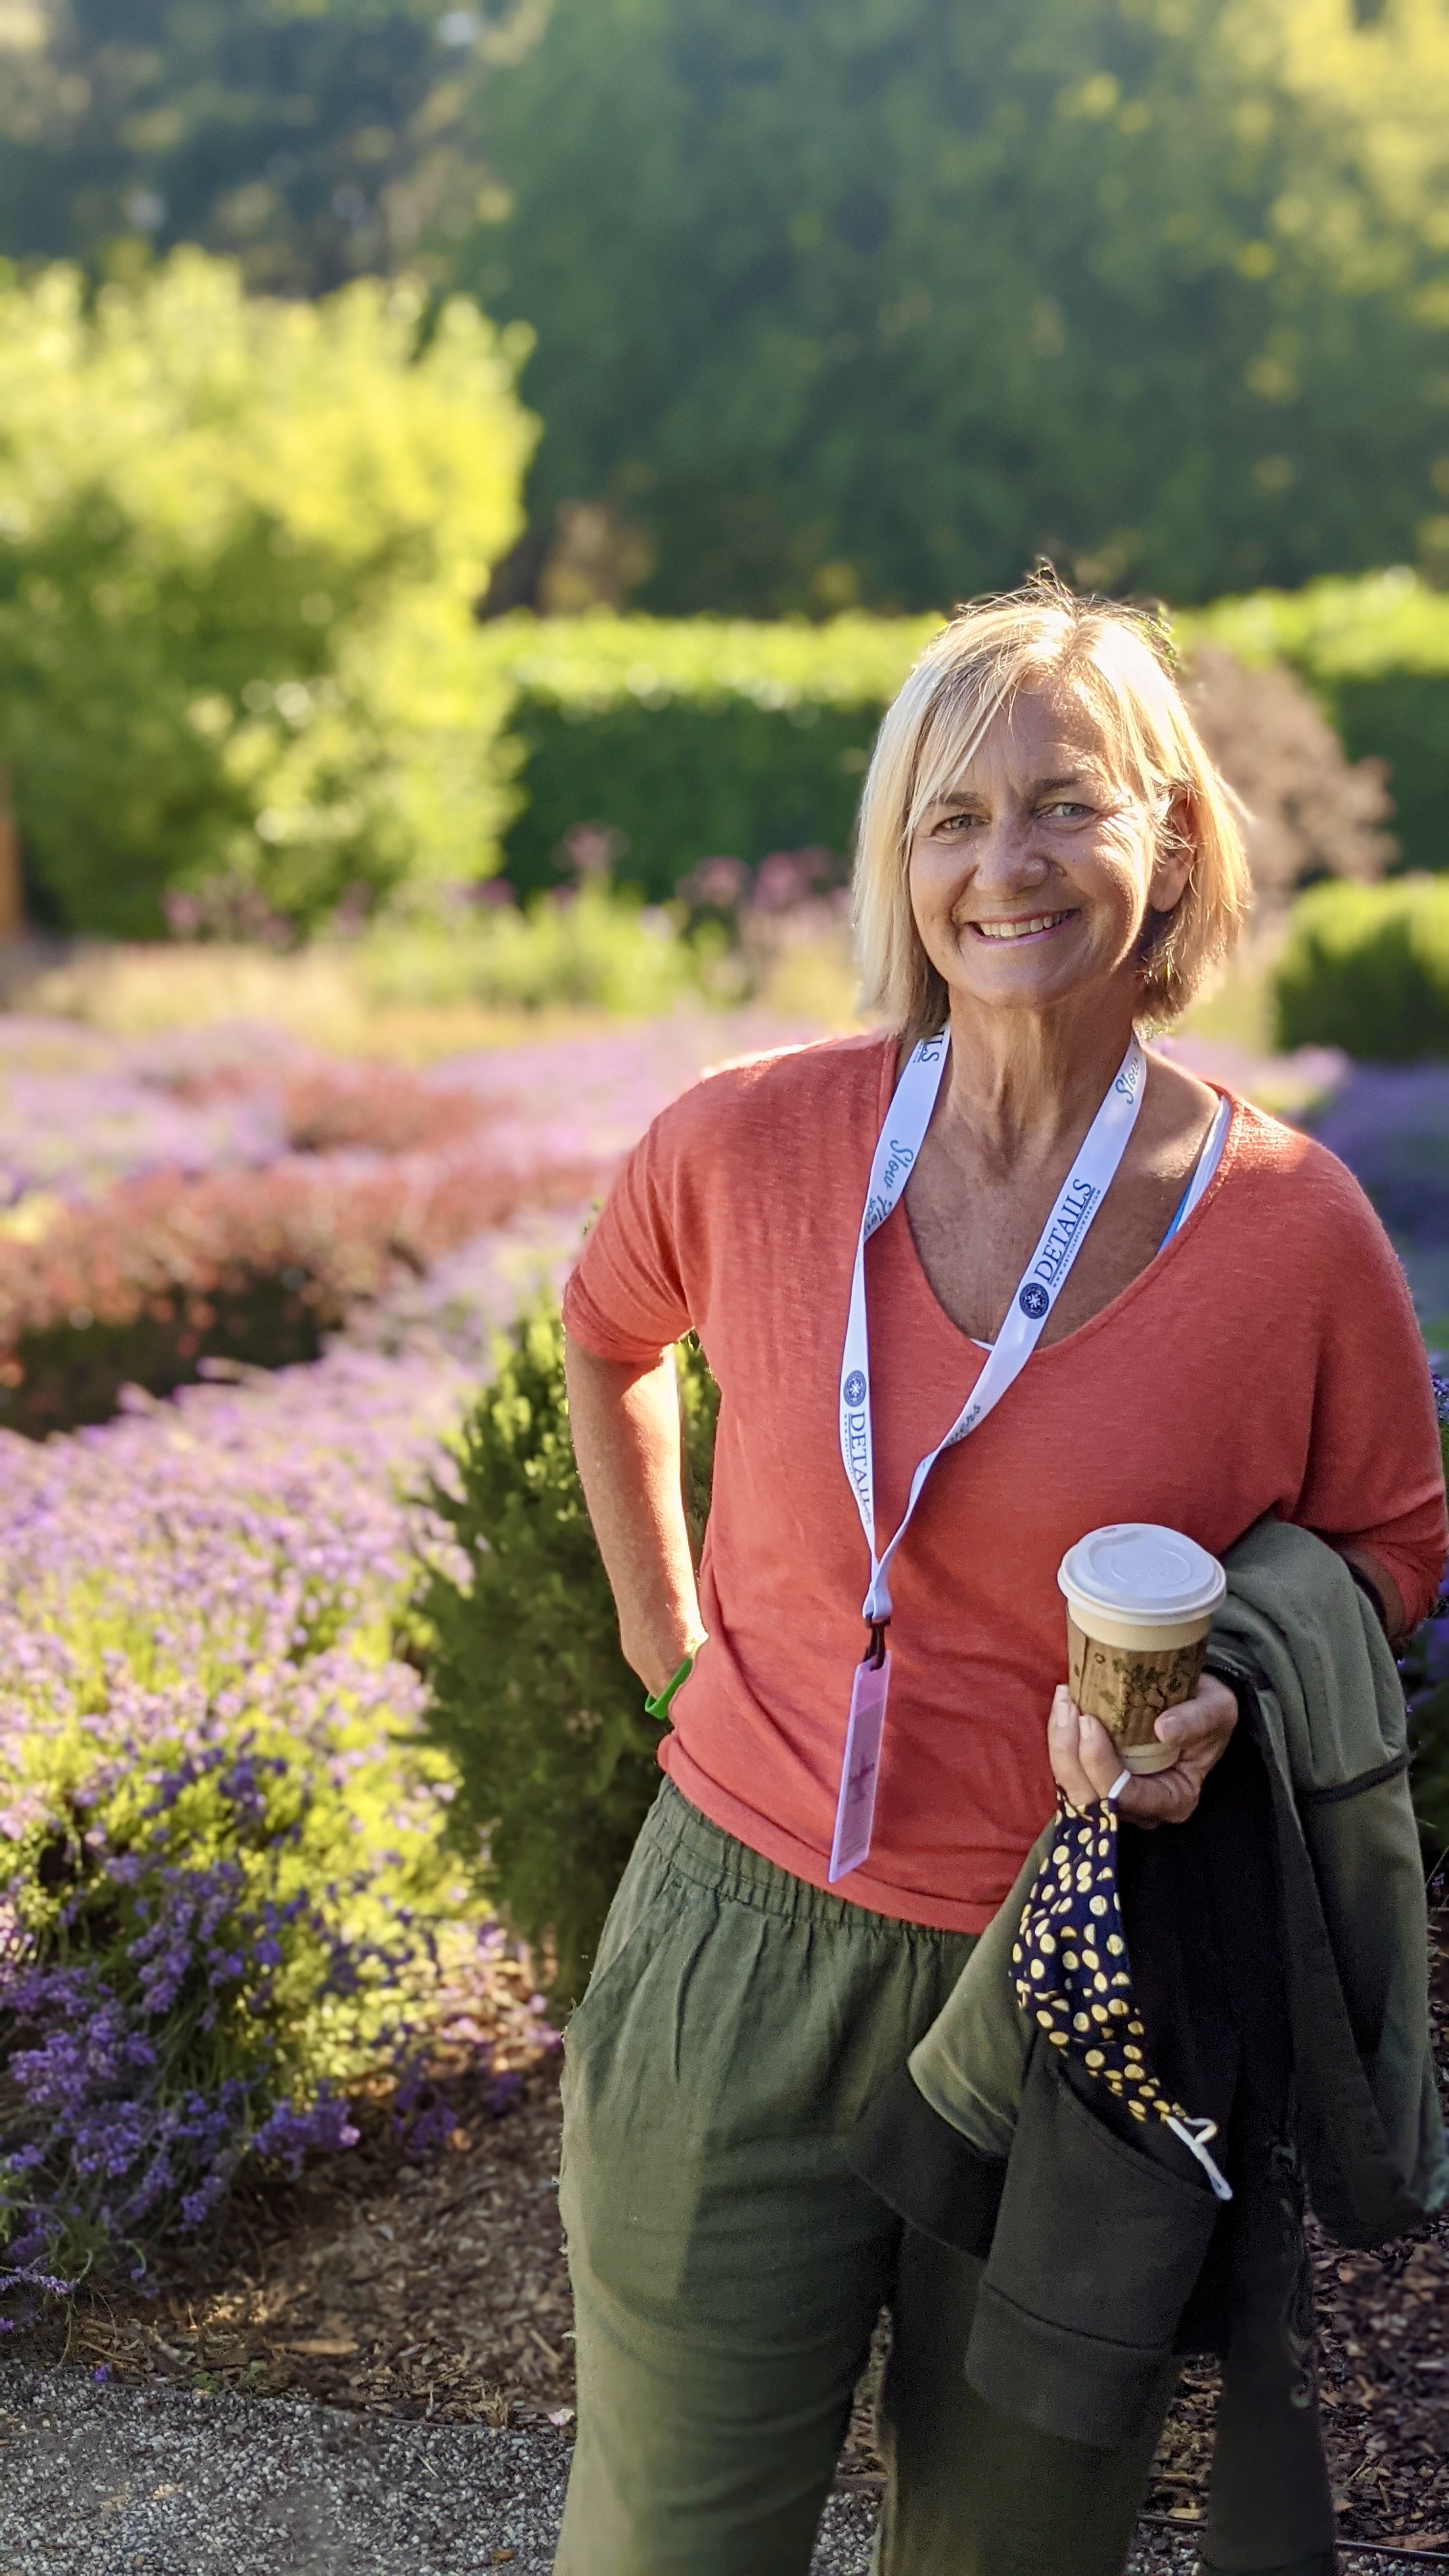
[17,1913,1449,2561]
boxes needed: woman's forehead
[928,682,1118,801]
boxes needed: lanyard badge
[829,1033,1145,1883]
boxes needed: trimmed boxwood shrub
[1273,879,1449,1060]
[421,1302,717,2009]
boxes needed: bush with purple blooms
[0,1340,490,2296]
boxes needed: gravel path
[0,2368,878,2576]
[0,2366,1429,2576]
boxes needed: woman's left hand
[1047,1674,1239,1827]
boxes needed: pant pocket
[967,2039,1220,2448]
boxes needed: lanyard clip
[866,1618,889,1669]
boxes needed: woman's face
[908,684,1192,1020]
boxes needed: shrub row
[0,1147,601,1438]
[480,578,1449,907]
[479,613,932,904]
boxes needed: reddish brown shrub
[279,1064,498,1158]
[1183,645,1395,910]
[0,1148,601,1436]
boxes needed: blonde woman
[553,579,1445,2575]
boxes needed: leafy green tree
[0,0,514,295]
[421,1304,718,2010]
[0,249,535,932]
[463,0,1449,613]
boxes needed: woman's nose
[967,813,1052,888]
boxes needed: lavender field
[0,1005,819,2305]
[0,1004,1441,2322]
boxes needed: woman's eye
[1042,800,1092,821]
[935,810,982,834]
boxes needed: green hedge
[480,580,1449,901]
[480,613,933,898]
[1189,572,1449,878]
[1273,878,1449,1059]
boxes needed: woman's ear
[1148,785,1196,915]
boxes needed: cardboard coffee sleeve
[1058,1525,1227,1776]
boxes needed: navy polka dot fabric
[1013,1788,1230,2195]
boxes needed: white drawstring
[1165,2113,1234,2202]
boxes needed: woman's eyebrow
[922,767,1096,813]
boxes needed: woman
[555,580,1446,2575]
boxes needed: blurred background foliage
[0,0,521,296]
[1,0,1448,621]
[466,0,1449,617]
[0,0,1446,1034]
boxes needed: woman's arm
[565,1335,707,1698]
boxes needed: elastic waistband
[642,1778,965,1945]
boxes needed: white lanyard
[828,1030,1146,1881]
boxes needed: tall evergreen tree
[0,0,507,292]
[460,0,1449,611]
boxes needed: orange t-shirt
[562,1032,1447,1932]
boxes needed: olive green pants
[555,1782,1179,2575]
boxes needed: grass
[0,941,655,1062]
[0,923,868,1055]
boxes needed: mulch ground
[14,1908,1449,2561]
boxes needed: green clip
[644,1652,696,1722]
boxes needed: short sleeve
[1297,1156,1447,1630]
[562,1098,698,1365]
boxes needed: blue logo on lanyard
[843,1370,867,1407]
[1018,1281,1050,1321]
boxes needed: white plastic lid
[1057,1522,1226,1625]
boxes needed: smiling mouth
[969,910,1076,943]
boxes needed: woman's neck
[937,988,1140,1173]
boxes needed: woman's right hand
[564,1336,707,1697]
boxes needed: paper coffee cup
[1057,1524,1227,1774]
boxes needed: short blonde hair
[854,574,1251,1043]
